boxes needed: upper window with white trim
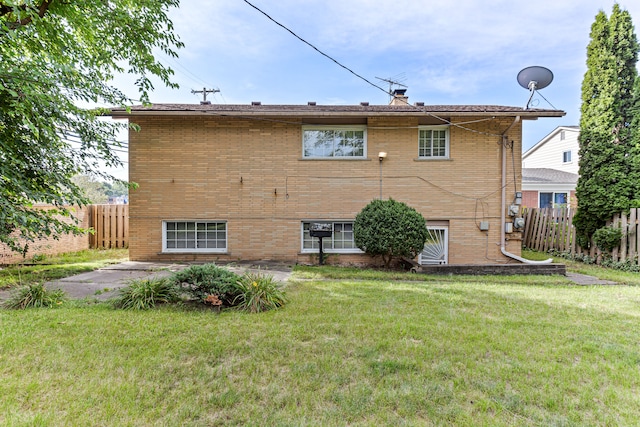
[301,221,362,253]
[562,150,572,163]
[418,126,449,159]
[302,126,366,158]
[163,221,227,253]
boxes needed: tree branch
[0,0,53,30]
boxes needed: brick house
[111,92,564,265]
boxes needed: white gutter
[500,116,552,264]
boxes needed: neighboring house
[111,91,563,266]
[522,168,578,208]
[522,126,580,208]
[523,126,579,174]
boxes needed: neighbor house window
[539,192,568,208]
[562,150,572,163]
[418,126,449,158]
[560,130,566,140]
[302,126,366,158]
[301,221,362,253]
[163,221,227,252]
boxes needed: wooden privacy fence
[523,207,640,264]
[88,204,129,249]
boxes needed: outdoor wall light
[378,152,387,199]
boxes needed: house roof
[110,103,565,120]
[523,125,579,158]
[522,168,578,184]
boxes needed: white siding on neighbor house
[522,126,580,174]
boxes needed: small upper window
[418,126,449,159]
[562,150,572,163]
[560,130,566,140]
[302,126,366,158]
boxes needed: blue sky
[109,0,640,180]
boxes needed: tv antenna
[376,73,408,100]
[517,66,554,110]
[191,87,220,105]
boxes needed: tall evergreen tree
[573,4,640,248]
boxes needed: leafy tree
[573,4,640,248]
[353,198,428,268]
[0,1,182,253]
[103,180,129,199]
[71,175,109,204]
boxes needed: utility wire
[242,0,389,95]
[242,0,509,137]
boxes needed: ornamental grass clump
[111,277,180,310]
[3,283,66,309]
[170,264,241,305]
[233,272,287,313]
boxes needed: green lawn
[0,249,128,290]
[2,266,640,425]
[522,248,640,285]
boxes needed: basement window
[419,225,449,265]
[301,221,362,253]
[302,126,366,158]
[162,221,227,253]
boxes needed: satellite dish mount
[517,66,554,110]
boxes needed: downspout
[500,116,552,264]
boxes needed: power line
[242,0,506,138]
[159,53,213,89]
[242,0,390,95]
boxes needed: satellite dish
[517,66,554,109]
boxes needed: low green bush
[170,264,241,305]
[111,277,180,310]
[233,272,287,313]
[3,283,66,309]
[593,226,623,253]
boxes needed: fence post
[620,213,628,263]
[630,208,638,265]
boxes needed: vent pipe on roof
[251,101,261,106]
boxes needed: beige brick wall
[128,115,524,265]
[0,206,90,264]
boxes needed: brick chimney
[389,89,408,106]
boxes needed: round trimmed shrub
[354,198,428,268]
